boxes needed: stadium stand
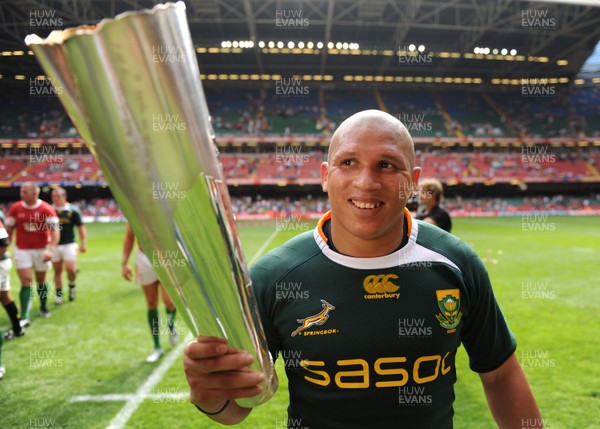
[1,88,599,218]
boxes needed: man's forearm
[50,229,60,246]
[6,226,14,244]
[480,355,542,428]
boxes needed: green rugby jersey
[251,210,516,429]
[53,204,83,245]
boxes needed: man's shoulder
[251,230,320,284]
[39,201,57,215]
[8,201,23,212]
[414,220,475,264]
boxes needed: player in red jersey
[5,182,59,325]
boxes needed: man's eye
[341,160,355,166]
[380,161,395,169]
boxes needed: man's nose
[353,167,382,191]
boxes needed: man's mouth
[351,199,383,209]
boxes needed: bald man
[184,110,542,428]
[5,182,59,324]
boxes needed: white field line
[71,392,188,402]
[248,229,280,266]
[104,333,192,429]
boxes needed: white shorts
[52,242,79,263]
[0,258,12,291]
[13,247,51,272]
[135,252,159,286]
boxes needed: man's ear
[412,167,422,193]
[321,162,329,192]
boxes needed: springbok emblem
[291,299,336,337]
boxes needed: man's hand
[183,336,264,424]
[43,246,56,262]
[122,264,133,281]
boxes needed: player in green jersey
[51,188,87,304]
[183,110,542,428]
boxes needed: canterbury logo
[363,274,400,294]
[291,300,335,337]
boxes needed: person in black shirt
[417,178,452,232]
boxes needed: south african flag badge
[435,289,462,333]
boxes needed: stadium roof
[1,0,600,88]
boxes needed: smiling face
[321,110,421,257]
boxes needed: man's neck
[324,218,409,258]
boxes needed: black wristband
[194,400,230,415]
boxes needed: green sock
[147,309,160,349]
[19,287,32,320]
[3,301,22,334]
[166,308,176,333]
[37,283,49,312]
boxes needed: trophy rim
[25,1,185,46]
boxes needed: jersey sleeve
[250,262,283,363]
[72,205,84,226]
[44,204,59,228]
[5,204,17,227]
[459,250,516,373]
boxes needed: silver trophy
[26,2,277,407]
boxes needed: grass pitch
[0,216,599,428]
